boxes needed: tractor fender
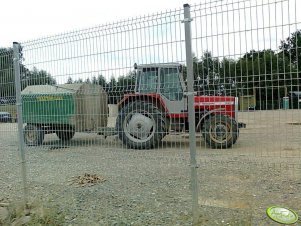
[118,93,169,113]
[195,108,225,132]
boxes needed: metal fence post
[13,42,28,206]
[183,4,199,225]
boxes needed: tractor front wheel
[116,101,166,149]
[203,114,238,149]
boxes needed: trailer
[22,84,108,145]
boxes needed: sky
[0,0,187,47]
[1,0,300,84]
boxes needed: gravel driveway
[0,110,301,225]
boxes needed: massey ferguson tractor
[21,63,245,149]
[116,63,245,149]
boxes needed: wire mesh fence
[0,0,301,225]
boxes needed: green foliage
[107,73,136,104]
[192,52,238,96]
[190,29,301,109]
[66,76,73,84]
[0,47,56,98]
[74,78,83,83]
[235,49,299,109]
[280,30,301,70]
[92,75,107,87]
[22,67,56,87]
[0,48,15,97]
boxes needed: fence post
[183,4,199,225]
[13,42,28,206]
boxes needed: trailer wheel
[116,101,166,149]
[203,114,238,149]
[56,130,75,141]
[24,124,44,146]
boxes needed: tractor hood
[194,96,237,119]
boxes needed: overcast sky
[0,0,187,48]
[1,0,300,83]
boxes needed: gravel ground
[0,109,301,225]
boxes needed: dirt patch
[68,173,107,187]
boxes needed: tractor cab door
[159,67,187,114]
[136,67,158,94]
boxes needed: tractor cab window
[136,68,158,93]
[160,68,183,101]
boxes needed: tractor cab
[134,63,187,113]
[134,63,186,97]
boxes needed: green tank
[21,84,108,145]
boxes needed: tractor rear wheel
[203,114,238,149]
[116,101,167,149]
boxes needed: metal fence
[0,0,301,225]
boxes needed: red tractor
[116,63,245,149]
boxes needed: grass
[1,200,66,226]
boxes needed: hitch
[238,122,246,128]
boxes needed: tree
[235,49,297,109]
[85,78,91,84]
[0,47,56,98]
[192,51,236,96]
[117,70,136,92]
[0,48,15,97]
[91,76,97,85]
[219,58,238,96]
[22,67,56,88]
[66,76,73,84]
[108,76,117,88]
[190,46,298,109]
[94,74,107,87]
[280,30,301,72]
[74,78,83,83]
